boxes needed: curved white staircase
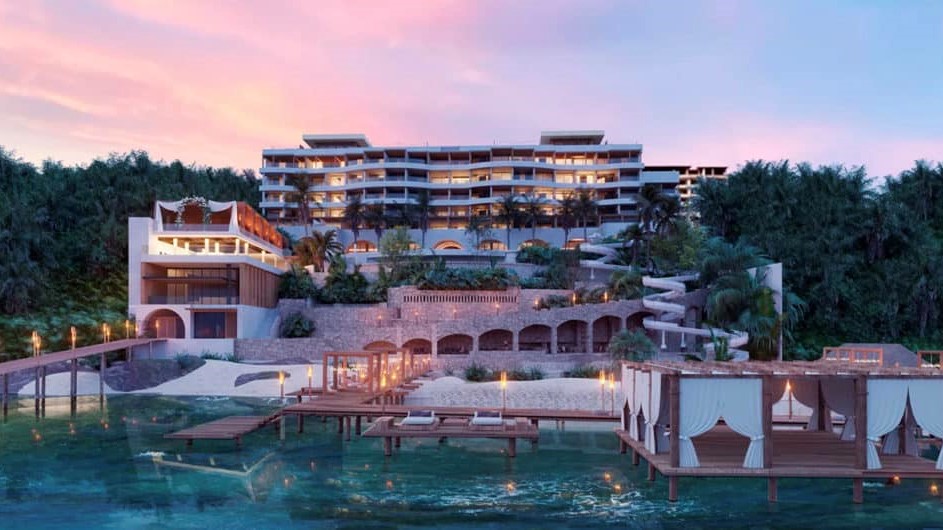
[641,275,749,361]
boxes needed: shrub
[516,246,558,265]
[175,354,205,372]
[509,367,545,381]
[417,267,519,291]
[563,365,602,378]
[608,329,657,362]
[280,312,315,338]
[463,362,492,382]
[536,294,572,310]
[200,351,239,362]
[278,266,318,299]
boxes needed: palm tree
[558,194,578,245]
[617,224,645,265]
[638,184,665,234]
[494,194,521,250]
[413,189,433,249]
[654,195,682,236]
[343,195,365,243]
[285,174,312,236]
[607,268,644,300]
[575,188,597,242]
[521,193,545,242]
[464,213,491,252]
[364,203,387,243]
[296,229,343,272]
[608,329,657,361]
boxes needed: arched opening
[593,315,623,353]
[403,338,432,356]
[479,329,513,351]
[519,239,549,249]
[626,311,656,331]
[519,324,551,353]
[145,309,185,339]
[364,340,396,352]
[556,319,588,353]
[564,238,585,250]
[478,239,507,251]
[433,240,464,251]
[437,334,473,355]
[347,240,377,253]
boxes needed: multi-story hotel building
[647,165,728,206]
[127,200,289,355]
[259,131,685,252]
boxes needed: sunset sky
[2,0,942,177]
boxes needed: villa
[127,199,289,355]
[259,131,725,251]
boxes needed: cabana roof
[634,360,943,378]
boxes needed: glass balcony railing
[147,295,240,305]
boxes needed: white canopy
[154,200,239,232]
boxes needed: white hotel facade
[259,131,721,252]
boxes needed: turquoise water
[1,396,941,529]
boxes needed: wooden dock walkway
[164,415,277,447]
[363,416,539,457]
[1,338,163,419]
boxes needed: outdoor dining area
[618,358,943,504]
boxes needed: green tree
[296,229,342,272]
[494,194,521,249]
[343,195,365,242]
[521,193,545,242]
[364,203,386,243]
[285,173,313,236]
[464,213,492,252]
[557,193,578,245]
[608,329,657,361]
[412,190,433,248]
[574,188,597,241]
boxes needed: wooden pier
[164,415,278,447]
[363,416,539,457]
[0,338,163,419]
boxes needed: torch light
[500,371,508,411]
[599,370,607,412]
[70,326,77,350]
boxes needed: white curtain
[908,379,943,470]
[634,370,648,442]
[822,378,857,440]
[720,379,765,468]
[865,379,909,469]
[790,377,832,431]
[645,372,663,453]
[678,378,724,467]
[882,405,919,457]
[621,367,635,434]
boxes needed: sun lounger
[399,410,437,429]
[470,410,506,431]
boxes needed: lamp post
[155,320,160,338]
[786,380,793,419]
[32,331,41,357]
[500,371,508,411]
[609,372,616,416]
[125,319,130,340]
[70,326,77,350]
[278,371,285,400]
[307,365,313,390]
[599,370,606,412]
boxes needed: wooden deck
[164,415,276,447]
[617,425,942,479]
[363,416,539,457]
[281,402,619,423]
[0,338,162,375]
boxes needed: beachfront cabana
[322,351,389,394]
[619,360,943,503]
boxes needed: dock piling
[344,416,352,441]
[34,367,40,418]
[2,373,8,420]
[767,478,778,503]
[383,436,392,456]
[355,416,362,435]
[99,352,105,408]
[647,462,656,482]
[852,478,863,504]
[668,476,678,502]
[297,414,304,434]
[40,366,46,418]
[70,359,78,416]
[507,438,517,457]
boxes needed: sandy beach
[13,360,811,417]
